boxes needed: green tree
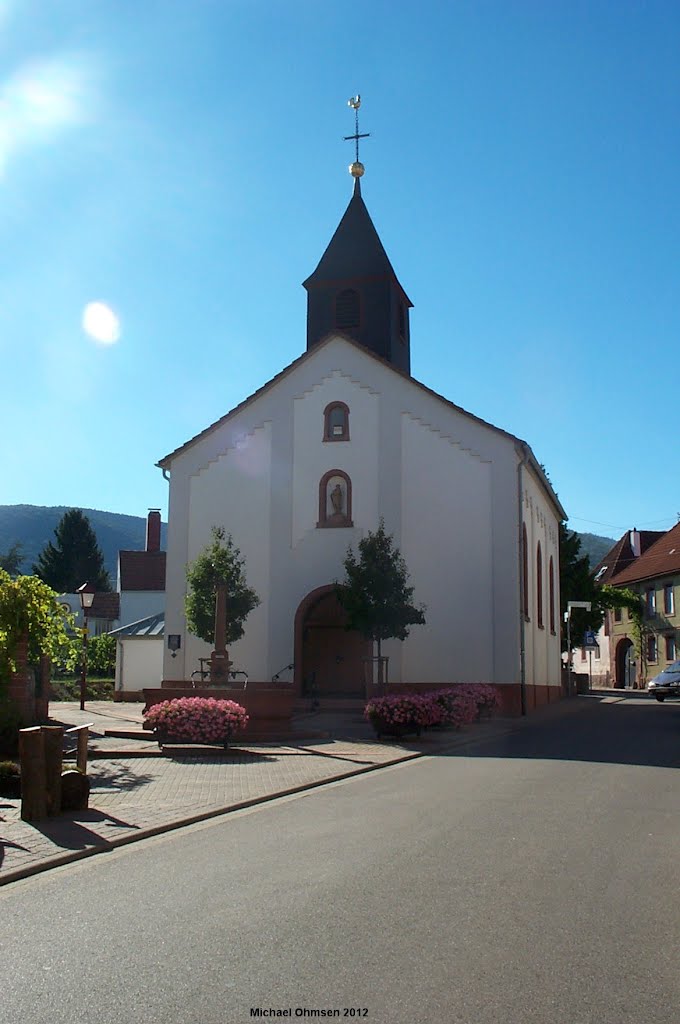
[88,634,117,677]
[33,509,111,593]
[337,519,426,661]
[0,570,77,689]
[185,527,260,645]
[0,542,24,577]
[559,522,602,649]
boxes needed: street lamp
[77,582,96,711]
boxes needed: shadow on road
[437,696,680,770]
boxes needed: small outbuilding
[109,612,164,702]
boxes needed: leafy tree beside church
[33,509,111,593]
[185,527,260,646]
[337,519,426,661]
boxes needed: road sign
[583,630,599,650]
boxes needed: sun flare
[82,302,121,345]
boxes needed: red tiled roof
[610,522,680,586]
[88,592,120,620]
[118,550,167,592]
[593,530,666,585]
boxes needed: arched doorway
[615,638,635,688]
[294,586,371,697]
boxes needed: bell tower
[302,97,413,374]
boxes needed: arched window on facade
[335,289,360,330]
[323,401,350,442]
[317,470,353,528]
[522,524,529,620]
[549,556,555,634]
[536,542,544,628]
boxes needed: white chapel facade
[159,171,564,714]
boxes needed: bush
[50,677,114,701]
[364,693,442,731]
[0,700,24,756]
[144,697,248,744]
[430,688,479,728]
[0,758,20,797]
[88,634,116,677]
[364,684,501,735]
[457,683,501,717]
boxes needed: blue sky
[1,0,679,538]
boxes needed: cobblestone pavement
[1,699,570,885]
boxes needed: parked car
[647,660,680,701]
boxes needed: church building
[158,122,565,715]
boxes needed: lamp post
[77,582,96,711]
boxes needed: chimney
[146,509,161,552]
[629,528,641,558]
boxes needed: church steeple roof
[302,178,411,300]
[302,96,413,373]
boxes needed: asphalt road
[2,695,679,1024]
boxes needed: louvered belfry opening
[335,288,360,330]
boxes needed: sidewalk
[0,698,586,886]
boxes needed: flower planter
[154,729,232,750]
[369,716,421,740]
[144,697,248,750]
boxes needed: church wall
[259,371,380,682]
[522,465,561,690]
[186,423,272,680]
[400,415,495,683]
[162,422,272,682]
[161,336,559,694]
[291,370,379,544]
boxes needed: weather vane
[344,95,370,179]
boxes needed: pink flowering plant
[144,697,248,746]
[431,688,479,729]
[364,684,501,737]
[364,693,442,736]
[458,683,501,717]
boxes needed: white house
[109,612,164,701]
[158,173,565,715]
[116,509,166,626]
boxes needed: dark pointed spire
[303,181,412,372]
[302,96,413,372]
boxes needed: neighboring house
[58,591,121,636]
[580,529,666,687]
[109,612,164,701]
[117,509,167,625]
[158,173,565,715]
[600,524,680,688]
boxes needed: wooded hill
[0,505,614,579]
[0,505,168,583]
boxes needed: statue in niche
[330,482,344,516]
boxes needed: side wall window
[549,556,555,634]
[522,524,529,620]
[323,402,350,442]
[536,543,543,628]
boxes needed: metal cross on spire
[344,95,370,179]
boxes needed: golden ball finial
[349,161,365,178]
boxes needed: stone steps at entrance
[295,697,366,714]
